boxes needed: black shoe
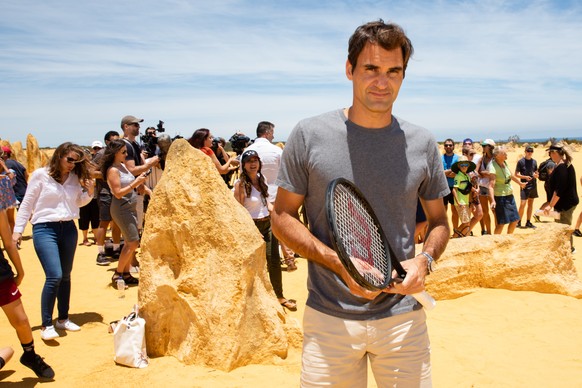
[533,214,541,223]
[111,249,121,261]
[525,221,536,229]
[96,253,110,266]
[20,353,55,379]
[517,221,522,228]
[574,229,582,237]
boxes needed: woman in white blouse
[234,150,296,311]
[12,142,94,341]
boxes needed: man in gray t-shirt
[272,20,450,386]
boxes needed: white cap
[91,140,103,149]
[481,138,496,147]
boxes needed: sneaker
[96,253,110,266]
[20,353,55,379]
[525,221,536,229]
[533,214,541,223]
[55,319,81,332]
[574,229,582,237]
[572,247,577,254]
[40,326,59,340]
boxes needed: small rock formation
[425,223,582,299]
[138,139,293,371]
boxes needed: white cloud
[1,0,581,146]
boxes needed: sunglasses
[463,142,472,145]
[459,163,470,168]
[526,150,534,153]
[444,144,454,147]
[65,157,81,164]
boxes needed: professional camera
[140,120,166,158]
[228,132,250,155]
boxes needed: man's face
[346,43,404,120]
[124,122,140,137]
[267,127,275,142]
[444,142,454,155]
[106,135,120,145]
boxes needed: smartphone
[144,169,152,177]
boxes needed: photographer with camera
[229,132,251,156]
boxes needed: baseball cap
[1,146,11,154]
[120,115,144,128]
[481,139,496,147]
[91,141,103,149]
[241,149,260,163]
[463,138,473,144]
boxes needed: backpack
[538,158,552,181]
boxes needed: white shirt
[14,167,92,233]
[245,138,282,202]
[233,178,270,219]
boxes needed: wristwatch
[419,252,435,274]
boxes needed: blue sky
[1,0,581,147]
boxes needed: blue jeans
[32,221,78,327]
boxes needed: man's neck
[344,107,393,129]
[124,134,136,142]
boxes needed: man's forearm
[271,211,342,275]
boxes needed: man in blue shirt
[442,139,459,233]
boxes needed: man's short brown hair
[348,19,414,77]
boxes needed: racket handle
[412,291,436,310]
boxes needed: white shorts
[301,306,432,387]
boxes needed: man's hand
[338,265,383,300]
[384,255,427,296]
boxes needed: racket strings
[333,185,390,287]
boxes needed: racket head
[326,178,393,291]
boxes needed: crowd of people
[1,19,581,386]
[440,138,580,253]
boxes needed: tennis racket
[325,178,436,310]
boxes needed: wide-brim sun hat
[451,156,476,174]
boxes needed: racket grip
[412,291,436,310]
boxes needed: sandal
[453,225,470,238]
[122,273,139,285]
[284,257,297,272]
[280,299,297,311]
[81,240,93,246]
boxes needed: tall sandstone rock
[425,223,582,299]
[138,139,294,371]
[26,134,47,172]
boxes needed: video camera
[140,120,165,159]
[228,132,250,155]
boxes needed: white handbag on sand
[113,304,149,368]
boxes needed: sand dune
[1,144,582,387]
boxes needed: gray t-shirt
[276,109,448,320]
